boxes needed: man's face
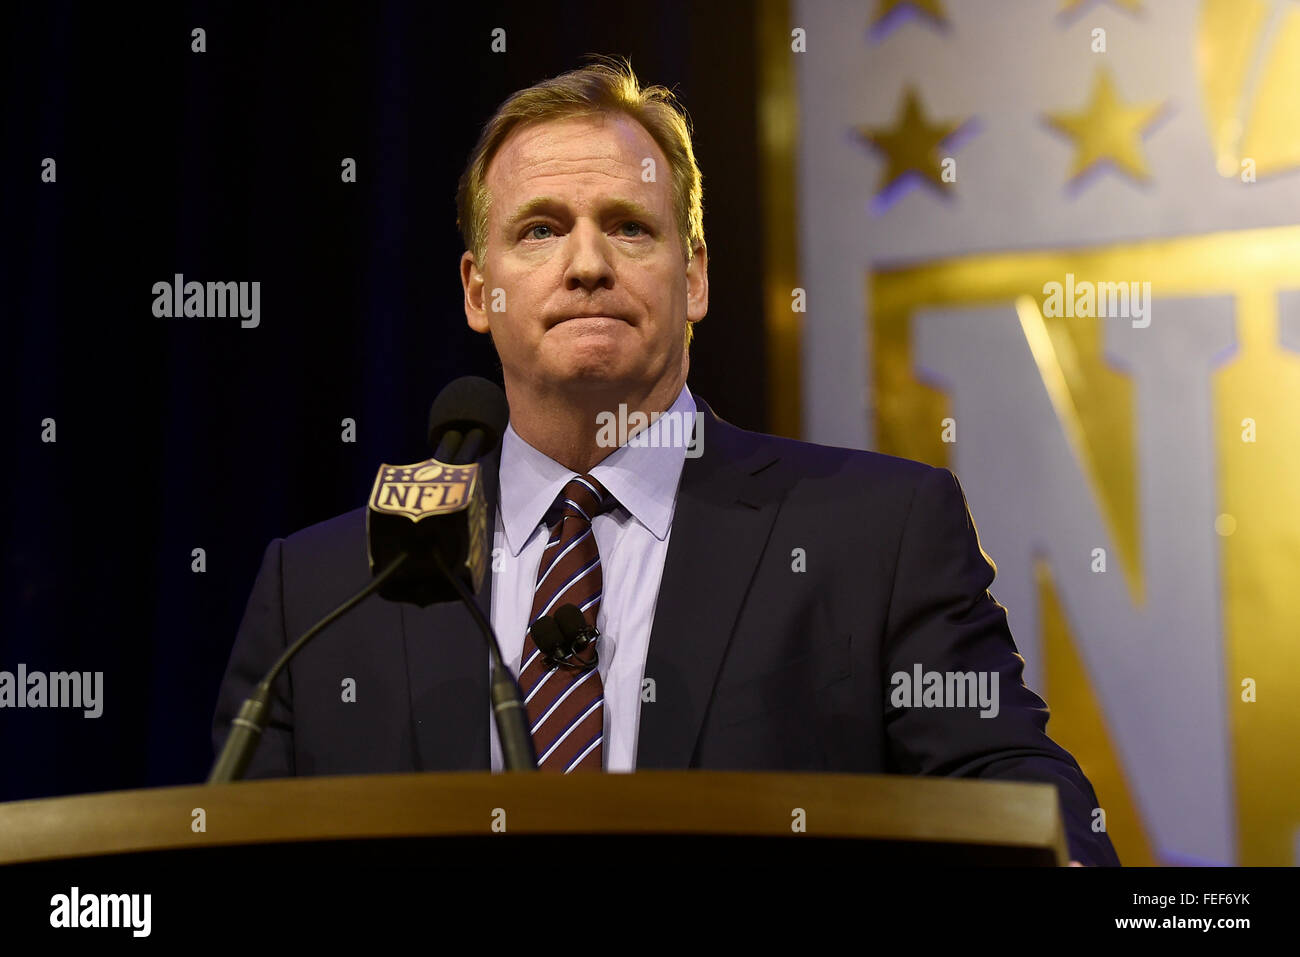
[461,112,707,403]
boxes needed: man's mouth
[550,314,630,328]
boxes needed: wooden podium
[0,772,1068,867]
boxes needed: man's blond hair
[456,55,705,345]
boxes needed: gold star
[1061,0,1141,12]
[857,87,963,196]
[872,0,947,24]
[1045,68,1164,183]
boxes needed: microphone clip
[531,604,602,673]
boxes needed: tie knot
[555,474,615,524]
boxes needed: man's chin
[550,366,638,393]
[537,343,638,388]
[510,359,642,401]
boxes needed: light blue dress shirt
[488,383,698,772]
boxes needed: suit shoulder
[787,435,938,480]
[266,507,373,599]
[721,417,942,487]
[279,506,368,555]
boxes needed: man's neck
[506,376,686,474]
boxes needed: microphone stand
[431,551,537,773]
[435,423,536,771]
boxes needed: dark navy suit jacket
[213,394,1120,866]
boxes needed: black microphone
[555,604,599,655]
[531,615,567,662]
[366,377,510,607]
[413,377,533,772]
[531,603,602,671]
[367,376,536,771]
[428,374,510,464]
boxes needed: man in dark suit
[213,58,1119,866]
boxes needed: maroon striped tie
[519,474,615,772]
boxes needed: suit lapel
[402,441,500,771]
[635,395,785,768]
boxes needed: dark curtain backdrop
[1,1,768,801]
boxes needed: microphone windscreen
[427,376,510,454]
[531,616,565,656]
[555,603,589,640]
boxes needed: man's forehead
[486,113,667,194]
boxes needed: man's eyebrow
[503,197,558,228]
[503,197,660,228]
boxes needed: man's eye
[619,222,646,237]
[525,224,553,240]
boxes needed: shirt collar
[498,383,697,556]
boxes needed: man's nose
[562,221,615,291]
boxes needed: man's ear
[461,251,490,334]
[686,240,708,325]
